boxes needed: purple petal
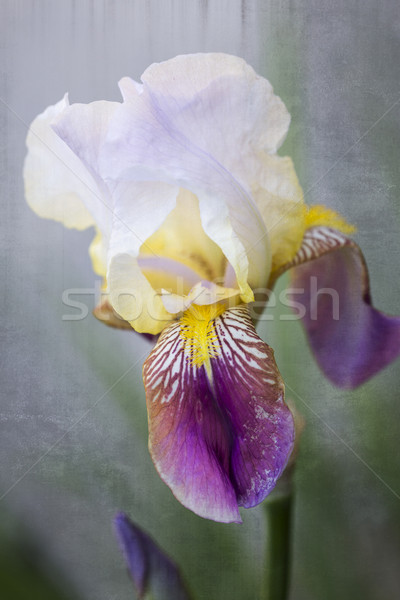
[114,512,190,600]
[287,227,400,388]
[212,308,294,508]
[143,306,294,522]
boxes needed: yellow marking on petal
[180,303,226,376]
[89,228,107,277]
[266,199,307,276]
[141,190,226,286]
[305,205,356,235]
[239,282,254,304]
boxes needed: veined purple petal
[143,305,294,523]
[114,513,190,600]
[286,227,400,388]
[212,308,294,508]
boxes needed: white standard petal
[107,181,181,334]
[52,99,120,240]
[141,53,290,156]
[100,67,271,299]
[24,95,95,230]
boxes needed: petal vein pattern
[271,225,348,285]
[143,306,294,523]
[281,226,400,388]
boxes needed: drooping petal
[143,305,294,523]
[212,308,294,508]
[283,227,400,388]
[114,513,191,600]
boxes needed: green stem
[263,487,293,600]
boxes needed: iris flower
[24,53,400,523]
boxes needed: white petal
[142,53,290,155]
[140,54,292,285]
[23,95,95,230]
[100,59,272,296]
[107,181,180,334]
[52,100,120,239]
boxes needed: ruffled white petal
[23,95,95,230]
[99,62,272,299]
[24,96,121,278]
[141,53,290,155]
[52,100,120,240]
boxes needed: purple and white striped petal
[283,226,400,388]
[143,305,294,523]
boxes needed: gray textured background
[1,1,400,599]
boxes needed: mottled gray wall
[1,2,399,599]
